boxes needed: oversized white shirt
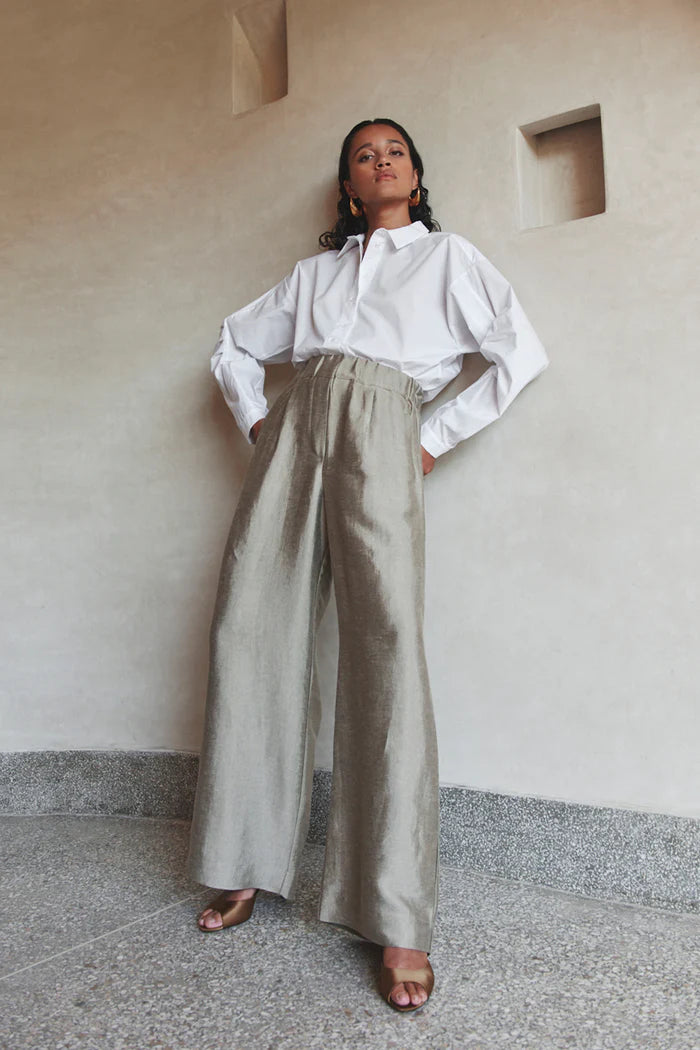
[211,220,548,458]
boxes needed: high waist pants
[187,352,440,952]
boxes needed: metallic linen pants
[187,352,440,952]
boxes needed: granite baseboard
[1,750,697,914]
[0,750,198,822]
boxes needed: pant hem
[317,907,434,954]
[187,866,297,903]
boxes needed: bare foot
[197,888,257,930]
[383,946,430,1007]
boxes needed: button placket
[329,234,385,343]
[357,234,384,300]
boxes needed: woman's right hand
[250,418,266,444]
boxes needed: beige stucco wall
[2,0,699,817]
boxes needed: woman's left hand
[421,446,436,476]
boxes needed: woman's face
[343,123,419,210]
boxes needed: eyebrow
[352,138,406,157]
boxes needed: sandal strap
[207,889,258,928]
[379,961,435,1002]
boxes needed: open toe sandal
[197,889,259,932]
[379,958,435,1013]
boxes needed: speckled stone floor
[1,815,698,1050]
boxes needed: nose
[377,157,391,167]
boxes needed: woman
[187,117,548,1013]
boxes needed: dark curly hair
[318,117,441,251]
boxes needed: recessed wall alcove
[232,0,288,116]
[517,104,606,229]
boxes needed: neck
[363,202,413,243]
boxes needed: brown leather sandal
[197,889,259,932]
[379,958,435,1013]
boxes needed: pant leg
[187,370,332,898]
[316,359,440,953]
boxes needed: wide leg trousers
[187,352,440,953]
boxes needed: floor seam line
[0,891,207,983]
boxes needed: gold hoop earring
[349,197,363,218]
[409,187,421,206]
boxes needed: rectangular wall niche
[517,105,605,229]
[232,0,287,116]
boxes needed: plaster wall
[2,0,699,816]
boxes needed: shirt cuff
[238,405,268,445]
[419,424,451,459]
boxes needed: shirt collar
[336,220,430,259]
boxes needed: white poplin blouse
[211,220,548,459]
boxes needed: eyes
[357,148,405,163]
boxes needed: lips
[375,173,396,181]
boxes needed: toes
[198,908,223,929]
[406,981,426,1005]
[390,981,429,1007]
[391,983,411,1006]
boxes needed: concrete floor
[0,815,698,1050]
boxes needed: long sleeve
[211,265,299,444]
[419,249,549,458]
